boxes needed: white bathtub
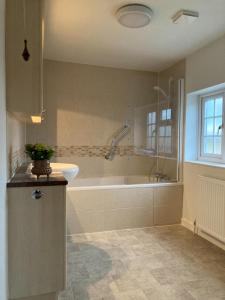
[68,175,176,189]
[67,176,183,234]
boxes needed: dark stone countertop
[7,164,68,188]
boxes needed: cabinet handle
[32,190,44,200]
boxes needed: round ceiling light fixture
[116,4,153,28]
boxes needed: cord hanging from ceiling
[22,0,30,61]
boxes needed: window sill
[184,160,225,169]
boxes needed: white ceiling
[44,0,225,71]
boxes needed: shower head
[153,86,169,99]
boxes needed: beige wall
[0,0,8,298]
[183,35,225,247]
[186,34,225,93]
[159,60,186,93]
[7,113,26,178]
[28,60,157,146]
[27,60,157,177]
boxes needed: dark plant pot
[31,160,52,179]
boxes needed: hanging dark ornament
[22,39,30,61]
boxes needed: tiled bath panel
[67,185,183,234]
[59,225,225,300]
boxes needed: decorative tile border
[52,145,135,158]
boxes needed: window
[159,108,173,154]
[161,108,172,121]
[147,111,156,151]
[199,92,225,162]
[146,107,174,155]
[159,125,172,153]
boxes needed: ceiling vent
[116,4,153,28]
[172,10,199,24]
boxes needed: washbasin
[51,163,79,182]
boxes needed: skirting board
[9,292,57,300]
[181,218,225,251]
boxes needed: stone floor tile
[61,225,225,300]
[162,284,196,300]
[113,272,140,292]
[143,287,168,300]
[58,288,74,300]
[113,289,148,300]
[183,278,225,299]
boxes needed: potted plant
[25,144,54,178]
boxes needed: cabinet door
[8,186,66,299]
[6,0,43,119]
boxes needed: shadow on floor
[59,241,113,300]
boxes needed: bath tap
[150,172,169,182]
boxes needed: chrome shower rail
[105,125,130,160]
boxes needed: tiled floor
[59,225,225,300]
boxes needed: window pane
[148,112,156,124]
[215,97,223,117]
[201,94,224,159]
[165,137,172,153]
[214,137,222,155]
[151,138,156,150]
[204,118,214,136]
[158,137,164,152]
[161,110,167,120]
[214,117,223,136]
[167,109,172,120]
[152,112,156,123]
[147,125,150,136]
[204,137,213,154]
[148,125,156,137]
[204,99,214,118]
[159,126,165,136]
[165,125,171,137]
[152,125,156,136]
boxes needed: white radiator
[198,175,225,243]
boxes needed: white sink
[51,163,79,182]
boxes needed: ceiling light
[172,10,199,24]
[31,109,46,124]
[116,4,153,28]
[31,115,42,124]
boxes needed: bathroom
[1,1,225,300]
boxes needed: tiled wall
[9,148,25,177]
[25,60,185,179]
[7,112,26,178]
[26,60,157,177]
[53,145,134,158]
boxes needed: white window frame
[198,90,225,163]
[158,107,174,156]
[146,111,157,152]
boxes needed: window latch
[218,124,224,134]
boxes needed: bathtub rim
[67,181,183,191]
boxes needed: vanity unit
[7,167,68,300]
